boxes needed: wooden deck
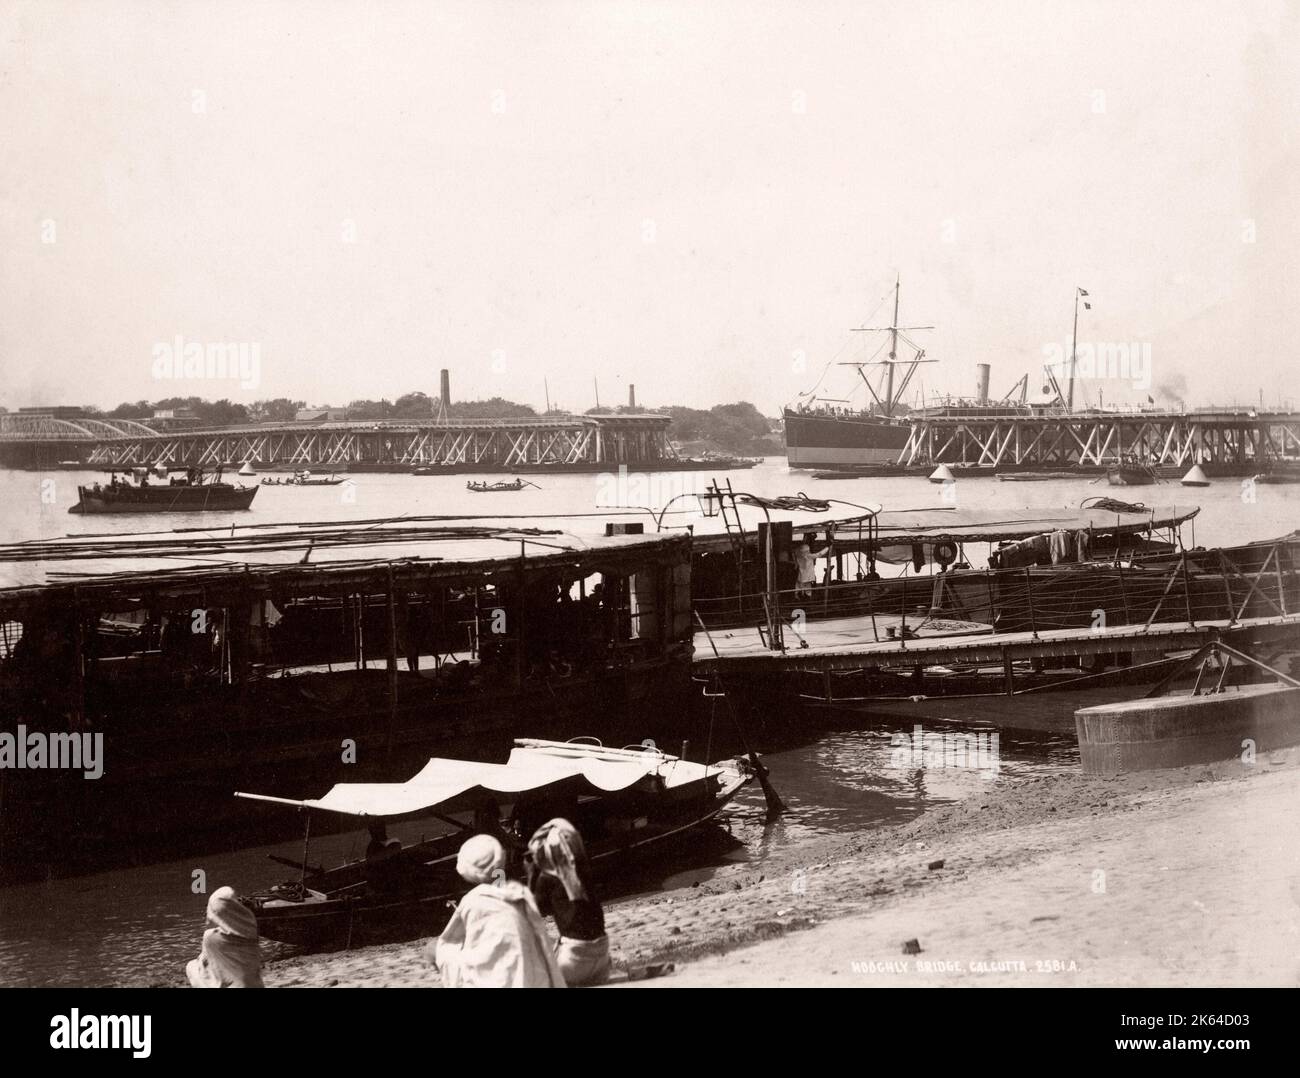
[698,612,993,659]
[696,613,1300,671]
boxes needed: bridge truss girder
[79,418,647,468]
[899,415,1300,468]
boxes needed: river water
[0,461,1293,985]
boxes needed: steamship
[783,278,1031,470]
[70,467,258,514]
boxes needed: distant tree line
[97,396,280,425]
[660,402,780,454]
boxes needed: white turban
[456,834,505,885]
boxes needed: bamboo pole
[1024,567,1038,639]
[1275,541,1288,615]
[385,566,398,759]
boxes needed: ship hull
[783,410,910,468]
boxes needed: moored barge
[0,524,696,881]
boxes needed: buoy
[238,461,257,477]
[1180,463,1209,487]
[928,464,954,484]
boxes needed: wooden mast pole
[385,565,398,759]
[1067,289,1080,413]
[886,275,900,412]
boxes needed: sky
[2,0,1297,416]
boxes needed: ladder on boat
[708,477,784,651]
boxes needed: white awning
[235,747,663,818]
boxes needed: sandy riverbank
[257,744,1300,988]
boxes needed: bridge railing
[693,540,1300,643]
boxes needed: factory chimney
[628,384,637,409]
[975,363,991,404]
[440,369,451,409]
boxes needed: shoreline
[253,746,1300,988]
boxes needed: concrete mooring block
[1075,684,1300,774]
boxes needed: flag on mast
[1078,286,1091,309]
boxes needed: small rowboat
[1106,457,1161,486]
[1252,468,1300,485]
[466,478,535,492]
[235,738,753,948]
[261,473,345,486]
[995,471,1090,482]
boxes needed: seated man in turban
[186,886,263,988]
[429,834,564,988]
[527,818,611,986]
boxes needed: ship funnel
[976,363,991,404]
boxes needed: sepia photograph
[0,0,1295,1048]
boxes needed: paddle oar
[267,853,325,876]
[692,611,785,817]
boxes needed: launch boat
[234,738,753,948]
[69,467,257,513]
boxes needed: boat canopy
[829,505,1200,546]
[691,505,1199,558]
[234,746,672,819]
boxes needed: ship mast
[887,275,901,409]
[844,275,935,416]
[1066,286,1090,413]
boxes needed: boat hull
[69,485,258,513]
[783,409,911,469]
[996,471,1090,482]
[1106,468,1157,486]
[251,767,749,948]
[0,654,696,883]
